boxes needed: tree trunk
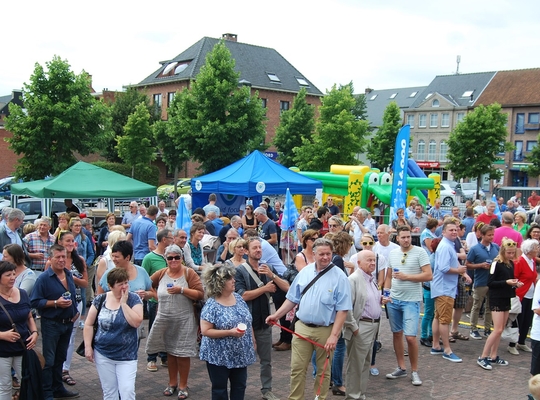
[173,166,179,200]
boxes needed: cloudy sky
[3,0,540,96]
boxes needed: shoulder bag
[76,294,106,357]
[291,263,335,331]
[242,262,271,302]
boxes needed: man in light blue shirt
[430,221,467,362]
[266,238,351,400]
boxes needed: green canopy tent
[10,161,157,216]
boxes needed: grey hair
[1,207,12,220]
[313,238,334,252]
[328,216,344,227]
[377,224,391,234]
[225,228,239,239]
[81,218,92,226]
[164,244,183,258]
[8,209,24,222]
[231,215,242,223]
[358,208,369,217]
[254,207,267,216]
[38,216,52,226]
[202,263,236,298]
[521,239,539,255]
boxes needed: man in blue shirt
[266,238,351,400]
[466,225,499,339]
[31,244,80,400]
[127,205,158,265]
[121,201,140,233]
[430,221,467,363]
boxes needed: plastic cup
[62,291,71,300]
[237,323,247,333]
[383,289,391,297]
[393,268,400,272]
[167,283,173,288]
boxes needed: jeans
[0,356,22,400]
[331,336,345,387]
[206,362,247,400]
[387,299,420,336]
[41,318,74,400]
[94,349,137,400]
[421,287,434,339]
[146,301,167,363]
[253,327,272,394]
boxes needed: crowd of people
[0,190,540,399]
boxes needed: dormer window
[267,73,281,83]
[432,99,439,107]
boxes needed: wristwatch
[272,274,276,280]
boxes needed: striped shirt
[389,246,430,302]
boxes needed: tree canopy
[5,56,111,180]
[447,103,513,195]
[169,40,267,173]
[367,101,402,170]
[293,83,369,171]
[273,88,315,167]
[526,140,540,177]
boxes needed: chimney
[222,33,238,42]
[365,88,373,95]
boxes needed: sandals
[178,387,189,399]
[163,386,177,396]
[450,331,469,341]
[62,371,76,386]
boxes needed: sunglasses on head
[362,241,374,246]
[503,241,517,248]
[167,255,182,261]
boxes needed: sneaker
[262,391,280,400]
[430,347,444,355]
[147,361,158,372]
[470,330,482,340]
[507,346,520,355]
[404,349,408,356]
[160,360,168,367]
[484,329,491,337]
[411,371,422,386]
[370,367,379,376]
[517,343,533,352]
[489,356,509,366]
[442,352,463,363]
[386,367,407,379]
[12,376,20,390]
[477,357,492,370]
[419,338,432,347]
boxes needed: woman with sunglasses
[145,244,204,399]
[477,238,523,370]
[225,238,247,267]
[526,224,540,267]
[242,205,257,230]
[295,229,318,271]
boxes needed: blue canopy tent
[191,151,322,213]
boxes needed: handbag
[291,263,335,331]
[510,296,522,315]
[502,325,519,342]
[76,294,106,357]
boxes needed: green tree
[5,56,111,180]
[171,41,267,173]
[367,102,402,170]
[104,87,158,162]
[526,139,540,176]
[116,103,156,177]
[273,88,315,167]
[447,103,513,197]
[293,83,369,171]
[154,119,189,198]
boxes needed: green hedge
[92,161,159,187]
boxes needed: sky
[3,0,540,97]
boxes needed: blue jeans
[146,301,167,363]
[41,318,74,400]
[331,336,345,387]
[421,288,434,339]
[206,362,247,400]
[387,299,420,337]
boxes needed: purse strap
[242,262,271,301]
[0,297,27,349]
[94,294,106,328]
[297,263,335,314]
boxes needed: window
[174,63,189,74]
[441,113,450,127]
[514,140,523,161]
[425,93,433,100]
[432,99,439,107]
[267,73,281,82]
[417,140,425,160]
[440,141,448,162]
[419,114,426,128]
[516,113,525,134]
[529,113,539,124]
[261,98,267,108]
[369,94,377,100]
[407,114,414,128]
[498,141,506,156]
[153,93,162,107]
[430,114,438,127]
[296,77,309,86]
[409,91,418,98]
[527,141,537,152]
[162,62,178,75]
[428,140,436,161]
[280,101,290,115]
[389,93,397,99]
[167,92,175,106]
[462,90,474,98]
[457,112,465,123]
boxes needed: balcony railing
[514,151,524,161]
[410,153,449,163]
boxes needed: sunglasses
[167,255,182,261]
[328,224,339,228]
[401,253,408,264]
[503,241,517,247]
[362,241,374,246]
[307,237,318,241]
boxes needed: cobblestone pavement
[41,314,532,400]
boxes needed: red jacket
[514,255,538,301]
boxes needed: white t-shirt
[373,241,399,261]
[530,283,540,341]
[388,246,431,302]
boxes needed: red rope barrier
[269,320,331,399]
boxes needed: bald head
[357,250,376,274]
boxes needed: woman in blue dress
[200,264,256,400]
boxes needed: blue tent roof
[191,151,322,196]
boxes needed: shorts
[386,299,420,337]
[453,278,467,309]
[434,296,454,325]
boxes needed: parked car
[440,183,458,206]
[456,182,485,200]
[0,177,15,199]
[157,178,192,199]
[0,198,68,223]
